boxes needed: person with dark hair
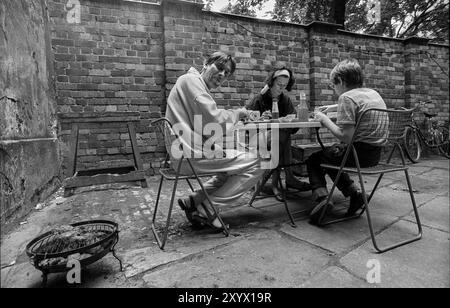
[166,51,265,231]
[246,67,311,200]
[307,58,387,223]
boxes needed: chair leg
[366,169,422,253]
[185,158,230,236]
[155,175,180,250]
[249,169,274,207]
[151,175,166,249]
[278,172,296,227]
[186,179,195,192]
[316,173,341,226]
[151,162,183,250]
[317,171,363,226]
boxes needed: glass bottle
[272,98,279,119]
[297,91,309,122]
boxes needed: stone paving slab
[414,158,449,170]
[404,196,450,232]
[299,266,375,288]
[280,212,399,254]
[123,232,239,278]
[384,170,449,195]
[141,230,330,288]
[340,220,449,288]
[365,187,436,217]
[1,254,127,288]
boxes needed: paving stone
[1,262,43,288]
[280,212,398,254]
[0,224,43,268]
[340,221,449,288]
[404,196,449,232]
[123,233,238,278]
[384,170,449,194]
[141,230,330,288]
[366,187,436,217]
[300,266,375,288]
[414,158,449,170]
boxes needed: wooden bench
[59,112,148,197]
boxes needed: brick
[54,54,75,61]
[52,39,74,46]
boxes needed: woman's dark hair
[330,58,364,87]
[265,67,295,91]
[204,51,237,75]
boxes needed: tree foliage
[219,0,265,17]
[215,0,449,43]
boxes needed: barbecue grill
[26,220,122,287]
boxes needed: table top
[238,119,322,130]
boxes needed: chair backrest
[353,108,414,146]
[151,118,180,164]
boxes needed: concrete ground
[1,157,449,288]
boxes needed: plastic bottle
[297,91,309,122]
[272,98,279,119]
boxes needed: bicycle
[403,101,450,163]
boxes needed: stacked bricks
[48,0,449,175]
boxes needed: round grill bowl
[26,220,120,274]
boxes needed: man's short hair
[265,67,295,91]
[205,51,236,75]
[330,59,364,87]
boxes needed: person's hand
[261,110,272,120]
[238,107,250,120]
[317,104,337,114]
[313,110,329,124]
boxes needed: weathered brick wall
[1,0,60,226]
[47,0,449,175]
[404,38,449,122]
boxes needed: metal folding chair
[315,108,422,253]
[150,118,229,250]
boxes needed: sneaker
[309,198,334,225]
[346,192,367,216]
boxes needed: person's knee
[306,150,323,165]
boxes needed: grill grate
[29,223,115,258]
[26,220,122,286]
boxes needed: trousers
[177,149,265,208]
[306,142,382,200]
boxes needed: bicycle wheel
[435,125,450,159]
[403,126,421,163]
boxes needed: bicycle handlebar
[411,101,433,112]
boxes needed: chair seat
[320,163,408,174]
[159,168,217,180]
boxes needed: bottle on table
[272,98,279,119]
[297,91,309,122]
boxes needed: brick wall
[47,0,449,176]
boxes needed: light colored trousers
[177,149,265,208]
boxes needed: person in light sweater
[166,51,265,231]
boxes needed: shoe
[177,197,205,229]
[197,202,229,233]
[346,192,367,217]
[272,185,285,202]
[309,198,334,225]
